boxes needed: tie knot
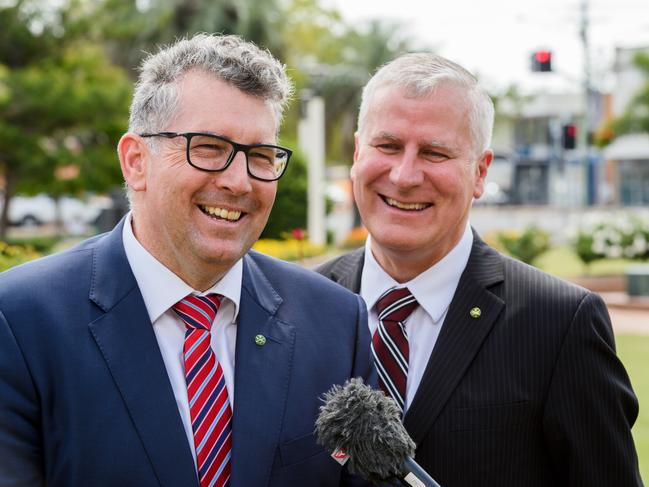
[173,294,222,331]
[376,287,418,323]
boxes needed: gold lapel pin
[469,307,482,319]
[254,334,267,346]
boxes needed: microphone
[315,378,442,487]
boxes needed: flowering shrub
[571,213,649,265]
[0,241,41,272]
[253,238,325,261]
[341,226,368,250]
[494,226,551,265]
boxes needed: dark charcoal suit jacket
[317,233,643,487]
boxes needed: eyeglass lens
[188,134,288,180]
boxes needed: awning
[603,133,649,160]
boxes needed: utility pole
[580,0,597,205]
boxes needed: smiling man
[0,34,373,487]
[317,53,642,486]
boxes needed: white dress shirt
[360,223,473,412]
[122,212,241,464]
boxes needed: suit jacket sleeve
[542,292,642,486]
[0,311,43,487]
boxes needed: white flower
[592,241,606,255]
[633,235,647,253]
[605,228,622,244]
[606,245,623,258]
[616,216,634,234]
[624,247,637,258]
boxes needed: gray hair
[357,52,494,157]
[128,33,293,134]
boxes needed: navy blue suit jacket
[0,221,374,487]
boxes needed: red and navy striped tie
[371,287,418,412]
[173,294,232,487]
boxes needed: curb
[600,292,649,311]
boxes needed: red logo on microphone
[331,449,349,465]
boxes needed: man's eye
[422,150,448,160]
[192,144,225,153]
[249,151,273,163]
[375,143,400,152]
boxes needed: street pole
[580,0,596,205]
[298,90,327,246]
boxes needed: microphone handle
[398,456,442,487]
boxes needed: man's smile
[198,204,244,222]
[381,195,431,211]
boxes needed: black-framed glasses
[140,132,292,182]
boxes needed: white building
[602,46,649,206]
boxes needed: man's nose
[389,149,424,188]
[214,150,253,194]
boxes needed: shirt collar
[122,212,242,323]
[360,223,473,324]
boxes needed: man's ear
[118,133,148,193]
[472,149,493,199]
[351,132,361,179]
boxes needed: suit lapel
[403,235,505,445]
[88,221,197,487]
[230,254,295,487]
[330,247,365,293]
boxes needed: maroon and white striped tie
[371,287,418,412]
[173,294,232,487]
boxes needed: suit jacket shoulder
[0,230,124,327]
[315,247,365,293]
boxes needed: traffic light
[562,123,577,149]
[531,50,552,72]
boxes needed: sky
[325,0,649,95]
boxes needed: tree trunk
[0,168,16,240]
[52,194,64,236]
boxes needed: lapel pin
[254,334,267,346]
[469,307,482,319]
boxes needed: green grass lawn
[616,334,649,483]
[534,246,635,278]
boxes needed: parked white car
[5,193,113,234]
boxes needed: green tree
[282,0,414,164]
[261,144,307,239]
[611,52,649,137]
[95,0,287,76]
[0,1,132,236]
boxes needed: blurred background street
[1,0,648,481]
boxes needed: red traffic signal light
[562,123,577,149]
[531,50,552,72]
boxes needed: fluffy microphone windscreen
[315,378,416,484]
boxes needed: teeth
[200,205,242,221]
[385,197,429,210]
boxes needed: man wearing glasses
[0,34,373,487]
